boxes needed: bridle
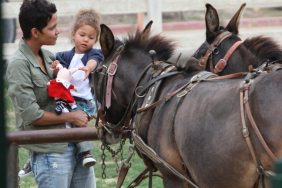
[95,45,128,132]
[94,44,154,136]
[198,31,242,74]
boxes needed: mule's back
[170,70,282,188]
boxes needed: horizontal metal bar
[7,127,98,145]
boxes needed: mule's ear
[225,3,246,34]
[100,24,115,59]
[141,20,153,39]
[205,3,220,39]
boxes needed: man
[6,0,96,187]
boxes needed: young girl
[55,9,104,167]
[18,8,103,178]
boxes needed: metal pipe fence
[6,127,98,188]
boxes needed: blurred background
[2,0,282,60]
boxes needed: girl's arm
[80,59,98,80]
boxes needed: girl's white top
[68,53,93,100]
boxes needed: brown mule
[93,21,282,188]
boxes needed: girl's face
[38,14,59,45]
[73,24,97,54]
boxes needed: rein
[132,131,199,188]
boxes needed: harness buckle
[107,62,118,76]
[214,59,227,73]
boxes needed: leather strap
[240,86,258,164]
[116,163,130,188]
[199,31,232,69]
[127,167,150,188]
[213,40,242,73]
[240,80,277,164]
[208,72,246,80]
[245,94,277,161]
[105,55,119,108]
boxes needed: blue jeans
[75,98,97,118]
[73,98,96,154]
[31,143,95,188]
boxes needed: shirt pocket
[32,78,49,106]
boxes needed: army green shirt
[6,39,68,153]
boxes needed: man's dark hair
[19,0,57,39]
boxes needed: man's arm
[33,110,88,127]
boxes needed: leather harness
[198,31,242,74]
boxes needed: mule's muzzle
[97,124,123,144]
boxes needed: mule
[93,21,282,188]
[190,3,282,75]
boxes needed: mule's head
[193,3,282,75]
[93,24,123,144]
[192,3,257,75]
[93,21,176,144]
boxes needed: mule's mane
[243,36,282,62]
[123,30,176,61]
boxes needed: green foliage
[5,88,16,132]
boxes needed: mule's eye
[213,48,219,55]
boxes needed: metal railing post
[0,2,7,187]
[147,0,162,33]
[7,144,18,188]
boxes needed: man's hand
[51,60,61,77]
[69,110,89,127]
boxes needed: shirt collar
[18,39,39,68]
[18,39,54,77]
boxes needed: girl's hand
[79,59,97,80]
[79,66,91,80]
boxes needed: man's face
[38,14,59,45]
